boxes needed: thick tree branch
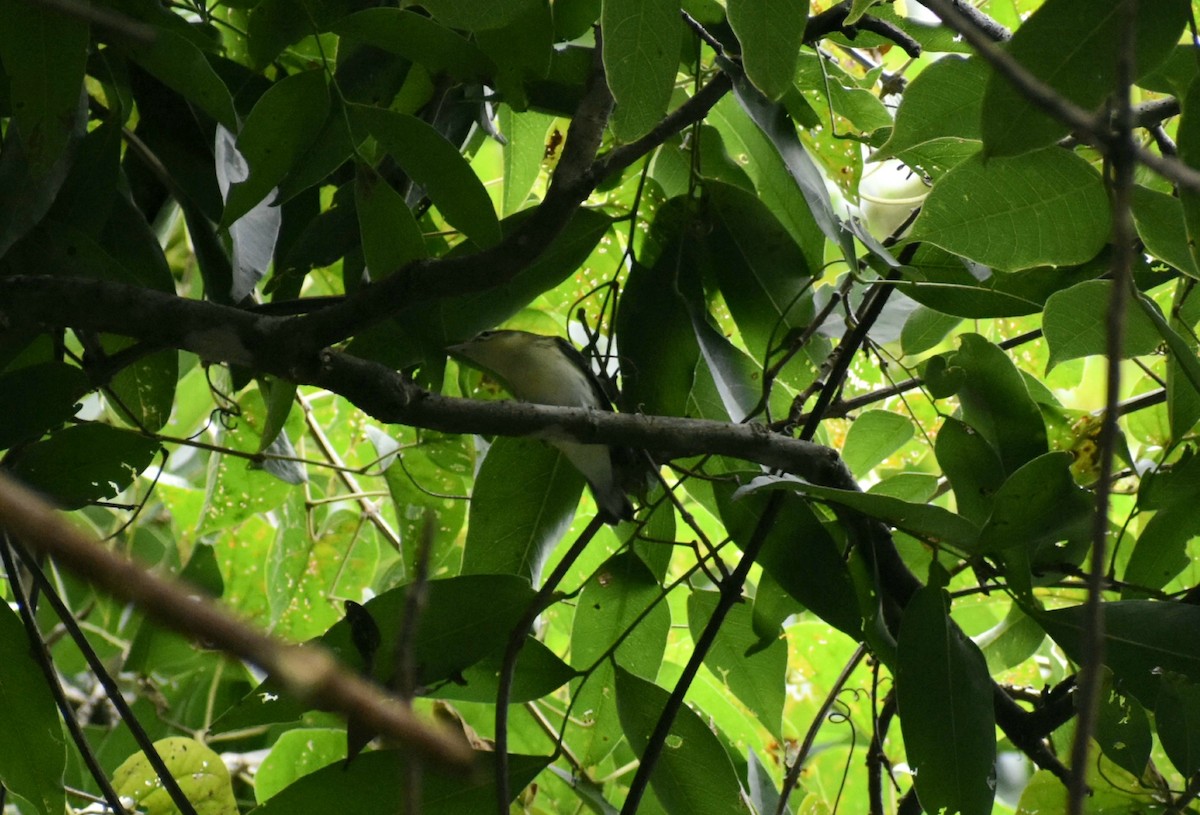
[0,473,473,768]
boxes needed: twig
[620,493,784,814]
[776,645,868,815]
[1067,1,1139,810]
[495,516,605,813]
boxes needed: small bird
[447,329,636,523]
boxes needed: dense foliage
[2,0,1200,813]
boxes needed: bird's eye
[476,330,496,340]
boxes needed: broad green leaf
[0,361,89,449]
[718,484,863,640]
[977,452,1093,553]
[461,437,582,583]
[935,417,1005,526]
[975,602,1046,674]
[419,0,542,31]
[1037,600,1200,708]
[1135,291,1200,407]
[113,737,237,815]
[125,28,238,130]
[1177,77,1200,276]
[910,149,1111,272]
[0,0,88,174]
[892,281,1041,319]
[333,9,493,81]
[222,70,331,227]
[602,0,681,141]
[617,201,702,418]
[794,51,891,136]
[1123,502,1199,597]
[1095,675,1151,778]
[900,305,961,356]
[981,0,1187,156]
[108,344,179,433]
[1131,185,1199,278]
[11,424,160,510]
[841,409,914,477]
[876,56,985,166]
[708,95,826,268]
[255,729,344,803]
[476,3,554,110]
[754,476,980,551]
[571,551,670,675]
[687,589,787,736]
[1167,285,1200,439]
[614,667,751,815]
[1155,675,1200,778]
[353,105,502,248]
[896,585,996,815]
[354,163,427,278]
[727,0,808,100]
[703,180,814,362]
[935,334,1048,476]
[249,749,551,814]
[0,603,66,815]
[867,472,939,502]
[427,637,577,703]
[500,105,555,216]
[1043,281,1162,370]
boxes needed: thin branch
[916,0,1200,194]
[1068,1,1139,809]
[0,472,473,768]
[620,493,785,815]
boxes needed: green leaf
[222,70,331,227]
[419,0,542,31]
[499,105,555,216]
[0,0,88,174]
[841,409,914,477]
[703,180,814,362]
[687,589,787,736]
[727,0,808,100]
[981,0,1187,157]
[255,729,344,803]
[428,637,577,703]
[108,345,179,433]
[125,28,238,130]
[571,551,670,676]
[1095,674,1151,778]
[250,749,551,814]
[352,105,502,248]
[937,334,1048,476]
[876,56,985,171]
[910,148,1111,272]
[0,603,66,815]
[896,585,996,815]
[757,476,980,551]
[1043,281,1163,370]
[332,9,493,81]
[1135,291,1200,406]
[1131,185,1199,278]
[892,281,1041,319]
[460,438,583,583]
[720,486,863,640]
[900,305,961,356]
[1037,600,1200,708]
[354,163,427,277]
[1155,675,1200,779]
[0,362,90,449]
[935,417,1005,526]
[614,667,750,815]
[1122,505,1199,596]
[975,602,1046,674]
[602,0,682,141]
[617,202,703,418]
[707,95,826,267]
[977,452,1092,553]
[113,737,237,815]
[1177,77,1200,277]
[11,424,160,510]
